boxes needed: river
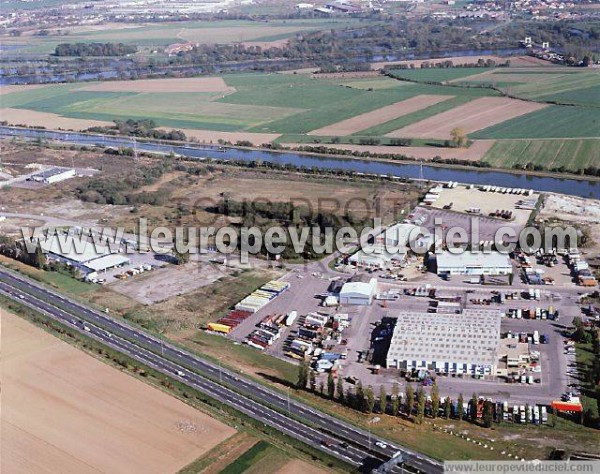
[1,126,597,199]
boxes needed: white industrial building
[386,309,501,376]
[349,223,432,269]
[436,251,513,276]
[339,278,377,305]
[39,234,129,274]
[29,167,76,184]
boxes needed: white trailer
[286,310,298,326]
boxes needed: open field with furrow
[79,77,235,93]
[482,139,600,171]
[471,106,600,139]
[385,97,547,140]
[1,310,236,474]
[307,95,453,136]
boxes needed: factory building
[29,167,76,184]
[349,223,432,269]
[39,234,129,274]
[436,251,513,277]
[339,278,377,305]
[386,309,501,376]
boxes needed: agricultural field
[307,95,453,136]
[391,64,600,107]
[1,310,236,474]
[385,97,547,140]
[482,139,600,171]
[471,106,600,139]
[0,19,364,55]
[389,67,497,83]
[2,68,597,169]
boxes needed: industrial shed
[436,251,513,277]
[29,167,76,184]
[339,278,377,305]
[39,234,129,274]
[386,309,501,376]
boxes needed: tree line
[54,42,137,57]
[297,362,512,429]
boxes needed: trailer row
[234,280,290,313]
[505,307,559,321]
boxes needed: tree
[173,248,189,265]
[336,375,345,403]
[33,244,46,269]
[379,385,387,414]
[327,372,335,399]
[296,360,309,389]
[431,384,440,419]
[356,381,365,412]
[405,384,415,419]
[483,400,494,428]
[309,370,316,392]
[450,127,467,148]
[444,397,451,419]
[365,386,376,414]
[391,383,400,416]
[416,387,426,424]
[457,394,465,421]
[470,394,479,422]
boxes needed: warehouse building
[29,167,76,184]
[39,234,129,274]
[339,278,377,305]
[386,309,501,376]
[349,223,432,269]
[436,251,513,277]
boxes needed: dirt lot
[538,193,600,252]
[1,310,236,474]
[79,77,235,94]
[282,140,495,161]
[110,260,236,305]
[162,127,280,145]
[1,108,112,130]
[307,95,453,136]
[385,97,548,140]
[170,171,420,224]
[429,185,539,226]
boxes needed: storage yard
[425,183,540,227]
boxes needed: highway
[0,266,443,474]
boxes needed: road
[0,266,443,474]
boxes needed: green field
[471,106,600,139]
[3,71,598,172]
[219,441,289,474]
[390,65,600,107]
[482,139,600,171]
[1,19,370,55]
[389,67,495,83]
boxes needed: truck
[541,406,548,424]
[286,310,298,326]
[533,330,540,345]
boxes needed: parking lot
[228,256,585,406]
